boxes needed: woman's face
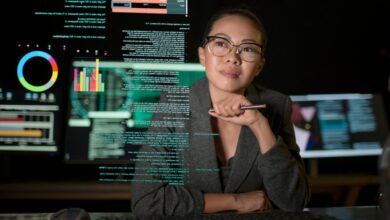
[198,15,265,94]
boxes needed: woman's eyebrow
[213,33,259,44]
[241,38,258,43]
[214,33,230,39]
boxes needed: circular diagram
[17,51,58,92]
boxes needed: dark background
[1,0,389,212]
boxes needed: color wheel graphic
[17,51,58,92]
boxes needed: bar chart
[74,59,105,92]
[0,105,57,152]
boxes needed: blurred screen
[291,93,389,158]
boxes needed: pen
[209,104,266,112]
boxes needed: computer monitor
[7,0,203,163]
[65,61,205,163]
[290,93,389,158]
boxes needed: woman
[131,7,310,217]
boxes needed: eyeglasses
[203,36,263,62]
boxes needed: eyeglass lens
[207,37,261,62]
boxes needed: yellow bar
[80,71,84,92]
[0,130,42,137]
[95,59,100,92]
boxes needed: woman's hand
[208,94,264,126]
[234,191,273,213]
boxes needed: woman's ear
[198,47,206,66]
[255,57,266,76]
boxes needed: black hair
[201,6,268,55]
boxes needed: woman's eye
[214,40,229,48]
[242,46,259,54]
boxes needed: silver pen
[209,104,266,112]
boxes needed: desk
[0,178,379,203]
[0,181,132,213]
[0,179,380,211]
[0,181,131,200]
[0,206,385,220]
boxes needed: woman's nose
[225,46,242,64]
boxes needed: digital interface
[65,61,205,164]
[0,89,61,153]
[3,0,388,186]
[111,0,188,15]
[291,93,389,158]
[4,0,200,159]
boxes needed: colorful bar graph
[74,59,104,92]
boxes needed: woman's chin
[217,85,244,94]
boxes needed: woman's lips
[220,70,240,78]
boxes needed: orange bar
[0,130,42,137]
[112,8,167,14]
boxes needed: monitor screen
[290,93,389,158]
[0,89,62,153]
[5,0,389,168]
[1,42,63,154]
[7,0,203,163]
[65,61,205,163]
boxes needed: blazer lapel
[224,126,259,193]
[224,84,262,193]
[184,78,222,192]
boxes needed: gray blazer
[131,77,310,217]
